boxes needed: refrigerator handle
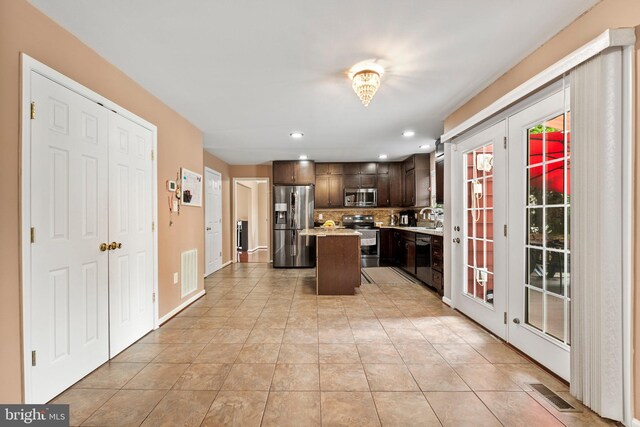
[290,190,297,229]
[291,228,297,256]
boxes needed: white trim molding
[441,28,635,142]
[441,296,452,307]
[158,289,206,325]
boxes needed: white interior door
[507,88,571,380]
[205,168,222,275]
[452,121,508,339]
[108,111,155,357]
[30,72,110,402]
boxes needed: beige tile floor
[52,263,617,426]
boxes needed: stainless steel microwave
[344,188,377,207]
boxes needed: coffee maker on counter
[399,210,417,227]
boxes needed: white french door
[507,88,571,380]
[107,111,155,357]
[29,71,155,402]
[452,87,571,380]
[205,167,223,276]
[452,121,508,339]
[30,73,110,403]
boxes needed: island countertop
[300,228,362,237]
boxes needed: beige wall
[443,0,640,416]
[0,0,205,402]
[237,183,251,219]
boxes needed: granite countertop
[379,225,444,237]
[300,228,362,237]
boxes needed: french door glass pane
[525,288,543,331]
[464,144,494,306]
[524,113,571,346]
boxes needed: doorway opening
[233,178,270,263]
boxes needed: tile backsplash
[315,208,427,226]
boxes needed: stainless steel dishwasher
[415,235,432,285]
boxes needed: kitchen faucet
[419,207,444,229]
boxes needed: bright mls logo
[0,405,68,426]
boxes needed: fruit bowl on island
[321,220,336,230]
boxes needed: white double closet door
[29,72,154,403]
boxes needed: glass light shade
[351,70,381,107]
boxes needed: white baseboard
[203,260,233,278]
[631,417,640,427]
[442,296,452,307]
[158,289,206,325]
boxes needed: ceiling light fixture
[402,130,416,137]
[299,154,308,160]
[290,132,304,139]
[348,62,384,107]
[419,144,430,149]
[378,154,388,159]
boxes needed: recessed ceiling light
[290,132,304,139]
[378,154,388,159]
[402,130,416,137]
[299,154,308,160]
[419,144,430,149]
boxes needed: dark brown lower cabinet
[431,235,443,293]
[392,230,416,276]
[385,228,443,296]
[380,229,394,263]
[316,235,360,295]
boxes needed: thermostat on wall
[166,180,177,191]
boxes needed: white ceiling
[30,0,597,164]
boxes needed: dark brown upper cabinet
[315,175,343,208]
[316,163,344,175]
[273,160,316,185]
[377,174,390,207]
[435,155,444,205]
[343,162,377,175]
[315,163,329,175]
[360,162,378,175]
[343,163,361,175]
[344,174,376,189]
[402,154,430,207]
[389,162,403,207]
[377,163,390,174]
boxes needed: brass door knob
[100,243,108,252]
[116,242,122,249]
[109,242,118,250]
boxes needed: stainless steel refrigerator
[273,185,315,268]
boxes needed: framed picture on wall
[181,168,203,207]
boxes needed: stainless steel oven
[342,215,380,267]
[344,188,377,207]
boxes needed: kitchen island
[300,228,361,295]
